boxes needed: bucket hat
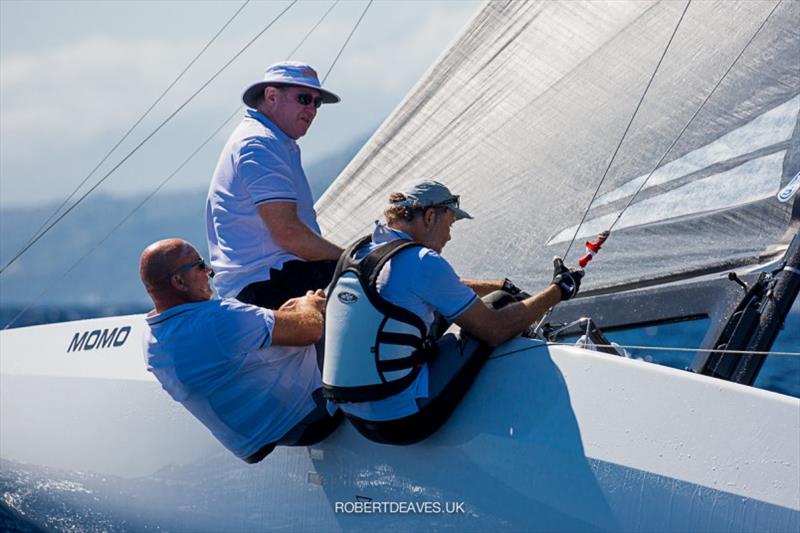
[242,61,340,108]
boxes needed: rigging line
[546,342,800,357]
[608,0,784,232]
[286,0,340,59]
[488,341,800,361]
[0,0,298,277]
[489,343,548,361]
[2,107,244,331]
[321,0,373,84]
[4,0,344,328]
[14,0,251,265]
[561,0,691,262]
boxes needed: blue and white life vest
[322,235,436,403]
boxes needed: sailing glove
[502,277,522,295]
[552,256,584,301]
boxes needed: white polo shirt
[339,223,478,421]
[143,298,321,459]
[206,110,321,299]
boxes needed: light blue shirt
[206,110,321,298]
[143,298,321,459]
[339,223,478,421]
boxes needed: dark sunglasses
[434,195,460,209]
[164,258,214,283]
[296,93,323,109]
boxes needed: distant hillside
[0,134,369,308]
[306,132,371,199]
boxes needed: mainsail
[317,0,799,292]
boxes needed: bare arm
[453,284,562,346]
[461,278,504,297]
[270,290,326,346]
[258,201,343,261]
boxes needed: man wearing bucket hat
[321,179,585,445]
[206,61,344,311]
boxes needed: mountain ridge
[0,133,370,307]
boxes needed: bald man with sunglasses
[206,61,344,312]
[140,238,341,463]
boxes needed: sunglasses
[296,93,323,109]
[434,195,460,209]
[164,258,214,283]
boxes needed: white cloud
[0,1,481,206]
[0,36,199,159]
[314,2,478,96]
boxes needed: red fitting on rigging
[578,231,610,268]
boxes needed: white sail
[317,0,799,289]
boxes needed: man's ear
[171,275,187,292]
[264,86,278,105]
[422,207,436,227]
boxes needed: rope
[562,0,691,261]
[3,107,243,330]
[607,0,783,232]
[563,0,783,262]
[547,342,800,357]
[3,0,365,328]
[322,0,373,84]
[286,0,340,59]
[489,343,548,361]
[488,341,800,361]
[11,0,251,267]
[0,0,298,276]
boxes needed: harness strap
[361,240,429,338]
[377,331,423,347]
[374,332,436,373]
[378,356,424,372]
[327,234,372,295]
[324,234,438,402]
[336,235,430,341]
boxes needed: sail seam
[607,0,786,233]
[562,0,693,262]
[561,145,790,224]
[327,1,664,215]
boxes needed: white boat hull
[1,315,798,531]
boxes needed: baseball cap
[393,180,472,220]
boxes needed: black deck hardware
[698,231,800,385]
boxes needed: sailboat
[1,1,798,531]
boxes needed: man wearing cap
[322,180,585,445]
[206,61,343,310]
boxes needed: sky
[0,0,480,208]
